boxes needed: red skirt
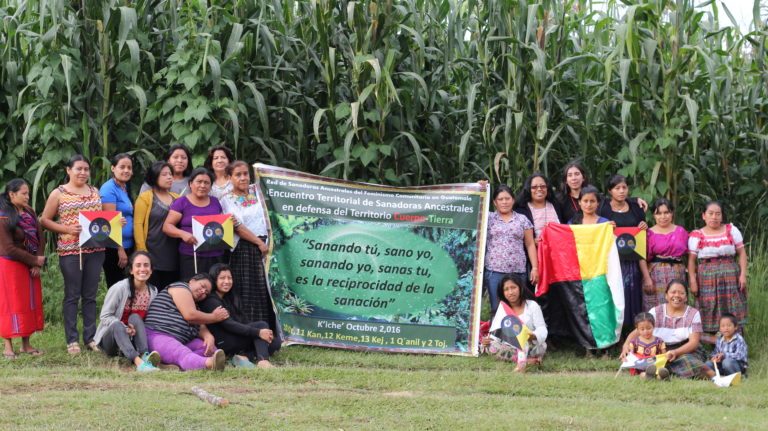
[0,257,44,338]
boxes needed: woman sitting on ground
[94,251,160,372]
[621,280,715,380]
[143,273,230,371]
[481,274,547,373]
[199,264,281,368]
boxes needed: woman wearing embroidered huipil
[220,161,273,327]
[645,198,688,310]
[40,155,106,354]
[134,161,179,290]
[687,201,747,343]
[0,179,46,359]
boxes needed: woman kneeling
[144,273,230,370]
[200,264,281,368]
[95,252,160,371]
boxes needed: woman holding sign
[597,174,651,328]
[41,155,105,354]
[163,168,225,281]
[0,179,46,358]
[100,153,135,287]
[219,161,273,326]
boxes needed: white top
[219,185,268,247]
[648,304,702,344]
[210,181,233,200]
[688,223,744,259]
[518,299,548,343]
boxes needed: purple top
[170,195,224,257]
[647,225,688,262]
[485,211,533,273]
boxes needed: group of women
[0,144,279,368]
[482,161,749,379]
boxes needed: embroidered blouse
[649,304,702,344]
[220,185,268,247]
[688,224,744,259]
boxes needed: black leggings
[214,321,281,362]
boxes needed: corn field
[1,0,766,231]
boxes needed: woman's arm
[133,193,150,252]
[620,329,639,360]
[523,228,538,284]
[40,189,76,235]
[666,332,701,360]
[687,253,698,296]
[639,260,653,295]
[736,247,748,291]
[163,210,196,245]
[168,287,228,325]
[98,283,124,329]
[528,301,547,343]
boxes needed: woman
[483,185,537,312]
[100,153,135,287]
[134,161,180,290]
[567,186,610,225]
[481,275,546,373]
[94,252,160,371]
[621,280,715,379]
[597,174,651,327]
[0,179,46,358]
[687,201,747,343]
[514,173,564,241]
[200,264,281,368]
[41,155,106,354]
[219,161,273,326]
[204,145,234,199]
[559,161,647,224]
[144,273,229,371]
[644,198,688,310]
[140,144,192,196]
[163,168,225,281]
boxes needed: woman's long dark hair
[125,251,152,307]
[209,263,246,323]
[559,161,590,198]
[0,179,28,232]
[164,144,193,177]
[496,274,533,307]
[569,185,602,224]
[110,152,133,198]
[515,173,557,207]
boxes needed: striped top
[144,283,199,344]
[688,224,744,259]
[649,305,702,344]
[56,185,104,256]
[528,202,559,238]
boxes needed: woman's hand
[528,333,537,342]
[608,220,616,227]
[68,224,82,236]
[534,237,542,245]
[529,268,539,284]
[712,353,724,363]
[477,180,489,188]
[637,198,648,211]
[202,334,216,356]
[117,248,128,268]
[181,232,198,245]
[36,256,46,267]
[642,276,654,295]
[638,221,648,230]
[665,349,678,362]
[120,217,127,227]
[259,329,274,343]
[739,274,747,291]
[258,241,269,254]
[481,336,491,346]
[30,267,41,278]
[126,323,137,337]
[689,279,699,296]
[211,306,229,322]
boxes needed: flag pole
[194,250,198,274]
[79,248,83,271]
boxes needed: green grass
[1,245,765,429]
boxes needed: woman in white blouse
[219,161,274,328]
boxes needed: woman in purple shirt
[163,168,225,280]
[642,198,688,310]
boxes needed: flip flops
[3,352,17,359]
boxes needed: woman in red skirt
[0,179,46,358]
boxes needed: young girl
[480,275,547,373]
[624,312,668,379]
[568,186,610,225]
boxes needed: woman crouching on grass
[94,251,160,372]
[481,275,547,373]
[199,264,281,368]
[143,273,229,371]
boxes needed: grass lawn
[0,324,765,430]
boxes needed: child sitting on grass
[624,312,669,380]
[705,313,748,376]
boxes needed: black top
[597,199,646,227]
[199,294,261,341]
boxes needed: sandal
[67,342,81,354]
[85,341,100,352]
[3,351,17,359]
[20,348,44,356]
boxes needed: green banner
[254,164,488,356]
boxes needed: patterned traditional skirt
[485,338,546,363]
[0,257,44,338]
[230,239,275,328]
[621,260,643,327]
[645,262,686,311]
[667,347,710,379]
[696,257,746,333]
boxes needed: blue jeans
[484,269,526,313]
[705,357,745,375]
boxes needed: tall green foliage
[1,0,766,230]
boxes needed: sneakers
[141,351,161,367]
[211,349,226,371]
[657,367,671,381]
[136,361,159,372]
[230,356,255,369]
[85,341,100,352]
[645,365,657,380]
